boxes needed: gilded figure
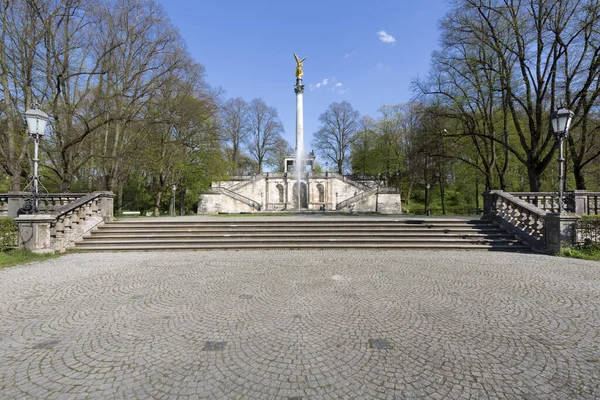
[294,53,307,77]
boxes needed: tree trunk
[527,165,542,192]
[153,191,162,217]
[573,165,586,190]
[179,190,186,216]
[439,180,446,215]
[117,180,124,216]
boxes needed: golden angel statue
[294,53,307,77]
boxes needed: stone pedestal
[544,212,581,255]
[98,192,115,221]
[482,190,499,221]
[376,192,403,214]
[15,215,55,253]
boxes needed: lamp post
[550,107,574,213]
[170,184,177,216]
[24,104,49,213]
[425,182,431,216]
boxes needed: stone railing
[336,187,379,211]
[580,192,600,215]
[225,174,267,192]
[14,191,114,253]
[484,191,547,250]
[484,190,580,254]
[0,192,89,218]
[511,190,600,215]
[510,192,561,213]
[209,187,261,211]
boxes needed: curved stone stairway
[74,216,531,252]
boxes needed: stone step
[101,220,495,228]
[85,230,512,238]
[91,227,508,235]
[74,243,531,251]
[75,217,531,252]
[79,236,524,244]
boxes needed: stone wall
[199,174,403,214]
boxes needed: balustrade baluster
[70,210,80,225]
[55,216,65,237]
[63,213,73,231]
[77,206,86,220]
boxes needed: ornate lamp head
[550,107,574,139]
[25,104,49,137]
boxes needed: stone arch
[317,183,325,203]
[276,184,284,203]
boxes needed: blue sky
[157,0,450,152]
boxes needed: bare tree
[417,0,600,191]
[0,0,45,190]
[220,97,249,175]
[245,98,284,174]
[266,136,293,172]
[94,0,191,194]
[311,101,360,174]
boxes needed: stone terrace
[0,250,598,399]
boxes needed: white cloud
[344,51,356,59]
[311,78,348,94]
[377,30,396,44]
[333,82,347,94]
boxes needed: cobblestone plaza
[0,250,598,399]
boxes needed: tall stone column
[294,77,304,154]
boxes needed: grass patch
[0,249,60,269]
[560,244,600,261]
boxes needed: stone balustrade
[0,192,89,218]
[484,191,548,251]
[510,192,560,212]
[14,191,114,253]
[484,190,581,254]
[510,190,600,215]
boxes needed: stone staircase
[74,217,531,252]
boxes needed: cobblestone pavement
[0,251,598,399]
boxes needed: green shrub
[560,243,600,261]
[0,218,17,249]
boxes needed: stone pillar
[295,78,304,156]
[571,190,587,215]
[7,192,26,218]
[265,174,269,211]
[482,191,498,221]
[544,212,581,255]
[98,192,115,222]
[15,215,55,253]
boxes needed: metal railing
[575,217,600,245]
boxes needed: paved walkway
[0,250,598,399]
